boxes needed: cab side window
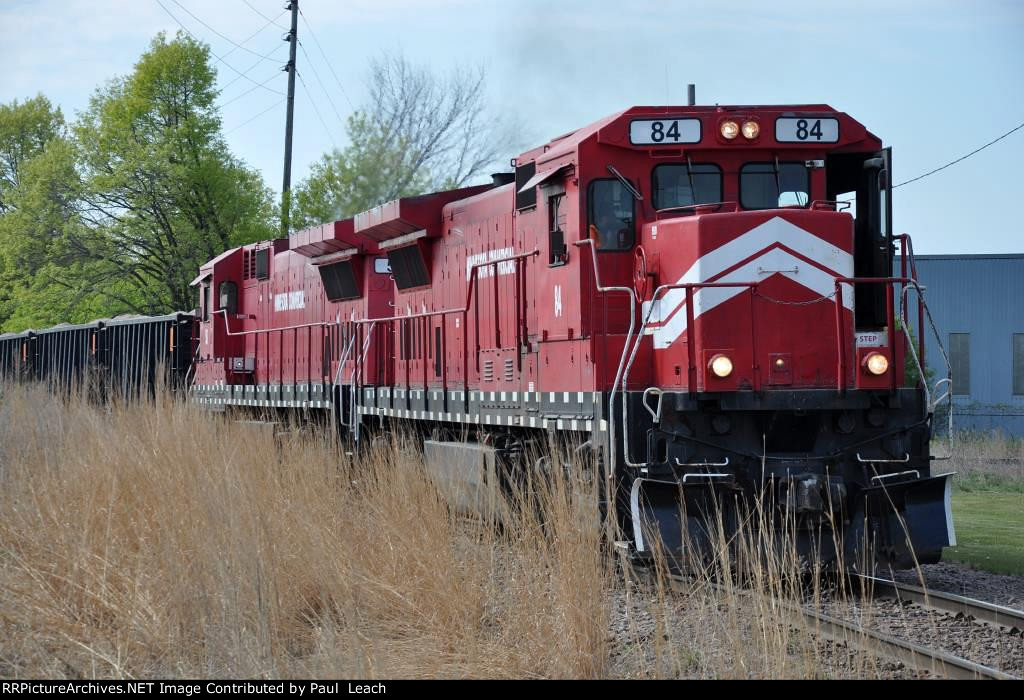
[587,179,635,251]
[201,284,210,322]
[548,193,567,266]
[218,281,238,316]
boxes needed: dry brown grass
[938,432,1024,490]
[0,383,915,679]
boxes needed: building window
[949,333,970,396]
[1013,334,1024,396]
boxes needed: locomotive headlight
[720,120,739,140]
[863,352,889,376]
[741,120,760,139]
[709,354,734,378]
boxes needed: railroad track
[797,597,1017,680]
[851,574,1024,632]
[669,574,1020,680]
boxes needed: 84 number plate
[775,117,839,143]
[629,118,702,145]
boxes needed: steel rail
[852,574,1024,632]
[796,602,1017,680]
[669,575,1018,680]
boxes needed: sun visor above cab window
[190,246,243,286]
[517,164,573,193]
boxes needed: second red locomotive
[191,104,955,570]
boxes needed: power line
[297,71,338,149]
[895,120,1024,188]
[209,9,287,96]
[220,69,283,108]
[225,98,285,134]
[218,39,284,94]
[221,9,287,62]
[239,0,287,29]
[298,7,356,111]
[168,0,280,63]
[154,0,285,95]
[298,40,346,127]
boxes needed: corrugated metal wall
[905,254,1024,435]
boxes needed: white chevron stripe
[646,217,854,349]
[648,216,852,325]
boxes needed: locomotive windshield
[653,163,722,211]
[588,179,635,250]
[740,162,810,209]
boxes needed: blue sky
[2,0,1022,253]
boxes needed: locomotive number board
[629,118,702,145]
[775,117,840,143]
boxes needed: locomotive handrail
[893,234,954,436]
[894,234,925,366]
[350,248,539,412]
[641,387,663,424]
[654,201,739,217]
[574,239,637,483]
[833,276,907,395]
[353,249,541,325]
[353,321,376,444]
[214,309,332,336]
[619,279,759,468]
[900,281,954,437]
[676,458,731,469]
[333,331,358,429]
[809,199,852,211]
[332,330,358,393]
[831,276,954,437]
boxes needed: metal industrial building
[907,254,1024,435]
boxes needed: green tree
[0,96,70,327]
[68,32,276,315]
[0,33,277,332]
[0,95,65,215]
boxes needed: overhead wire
[239,0,288,29]
[154,0,285,95]
[296,71,338,149]
[298,7,357,111]
[225,98,285,134]
[895,120,1024,188]
[217,40,285,96]
[220,70,285,108]
[168,0,281,62]
[298,40,346,127]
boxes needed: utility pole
[281,0,299,236]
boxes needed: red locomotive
[191,104,954,570]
